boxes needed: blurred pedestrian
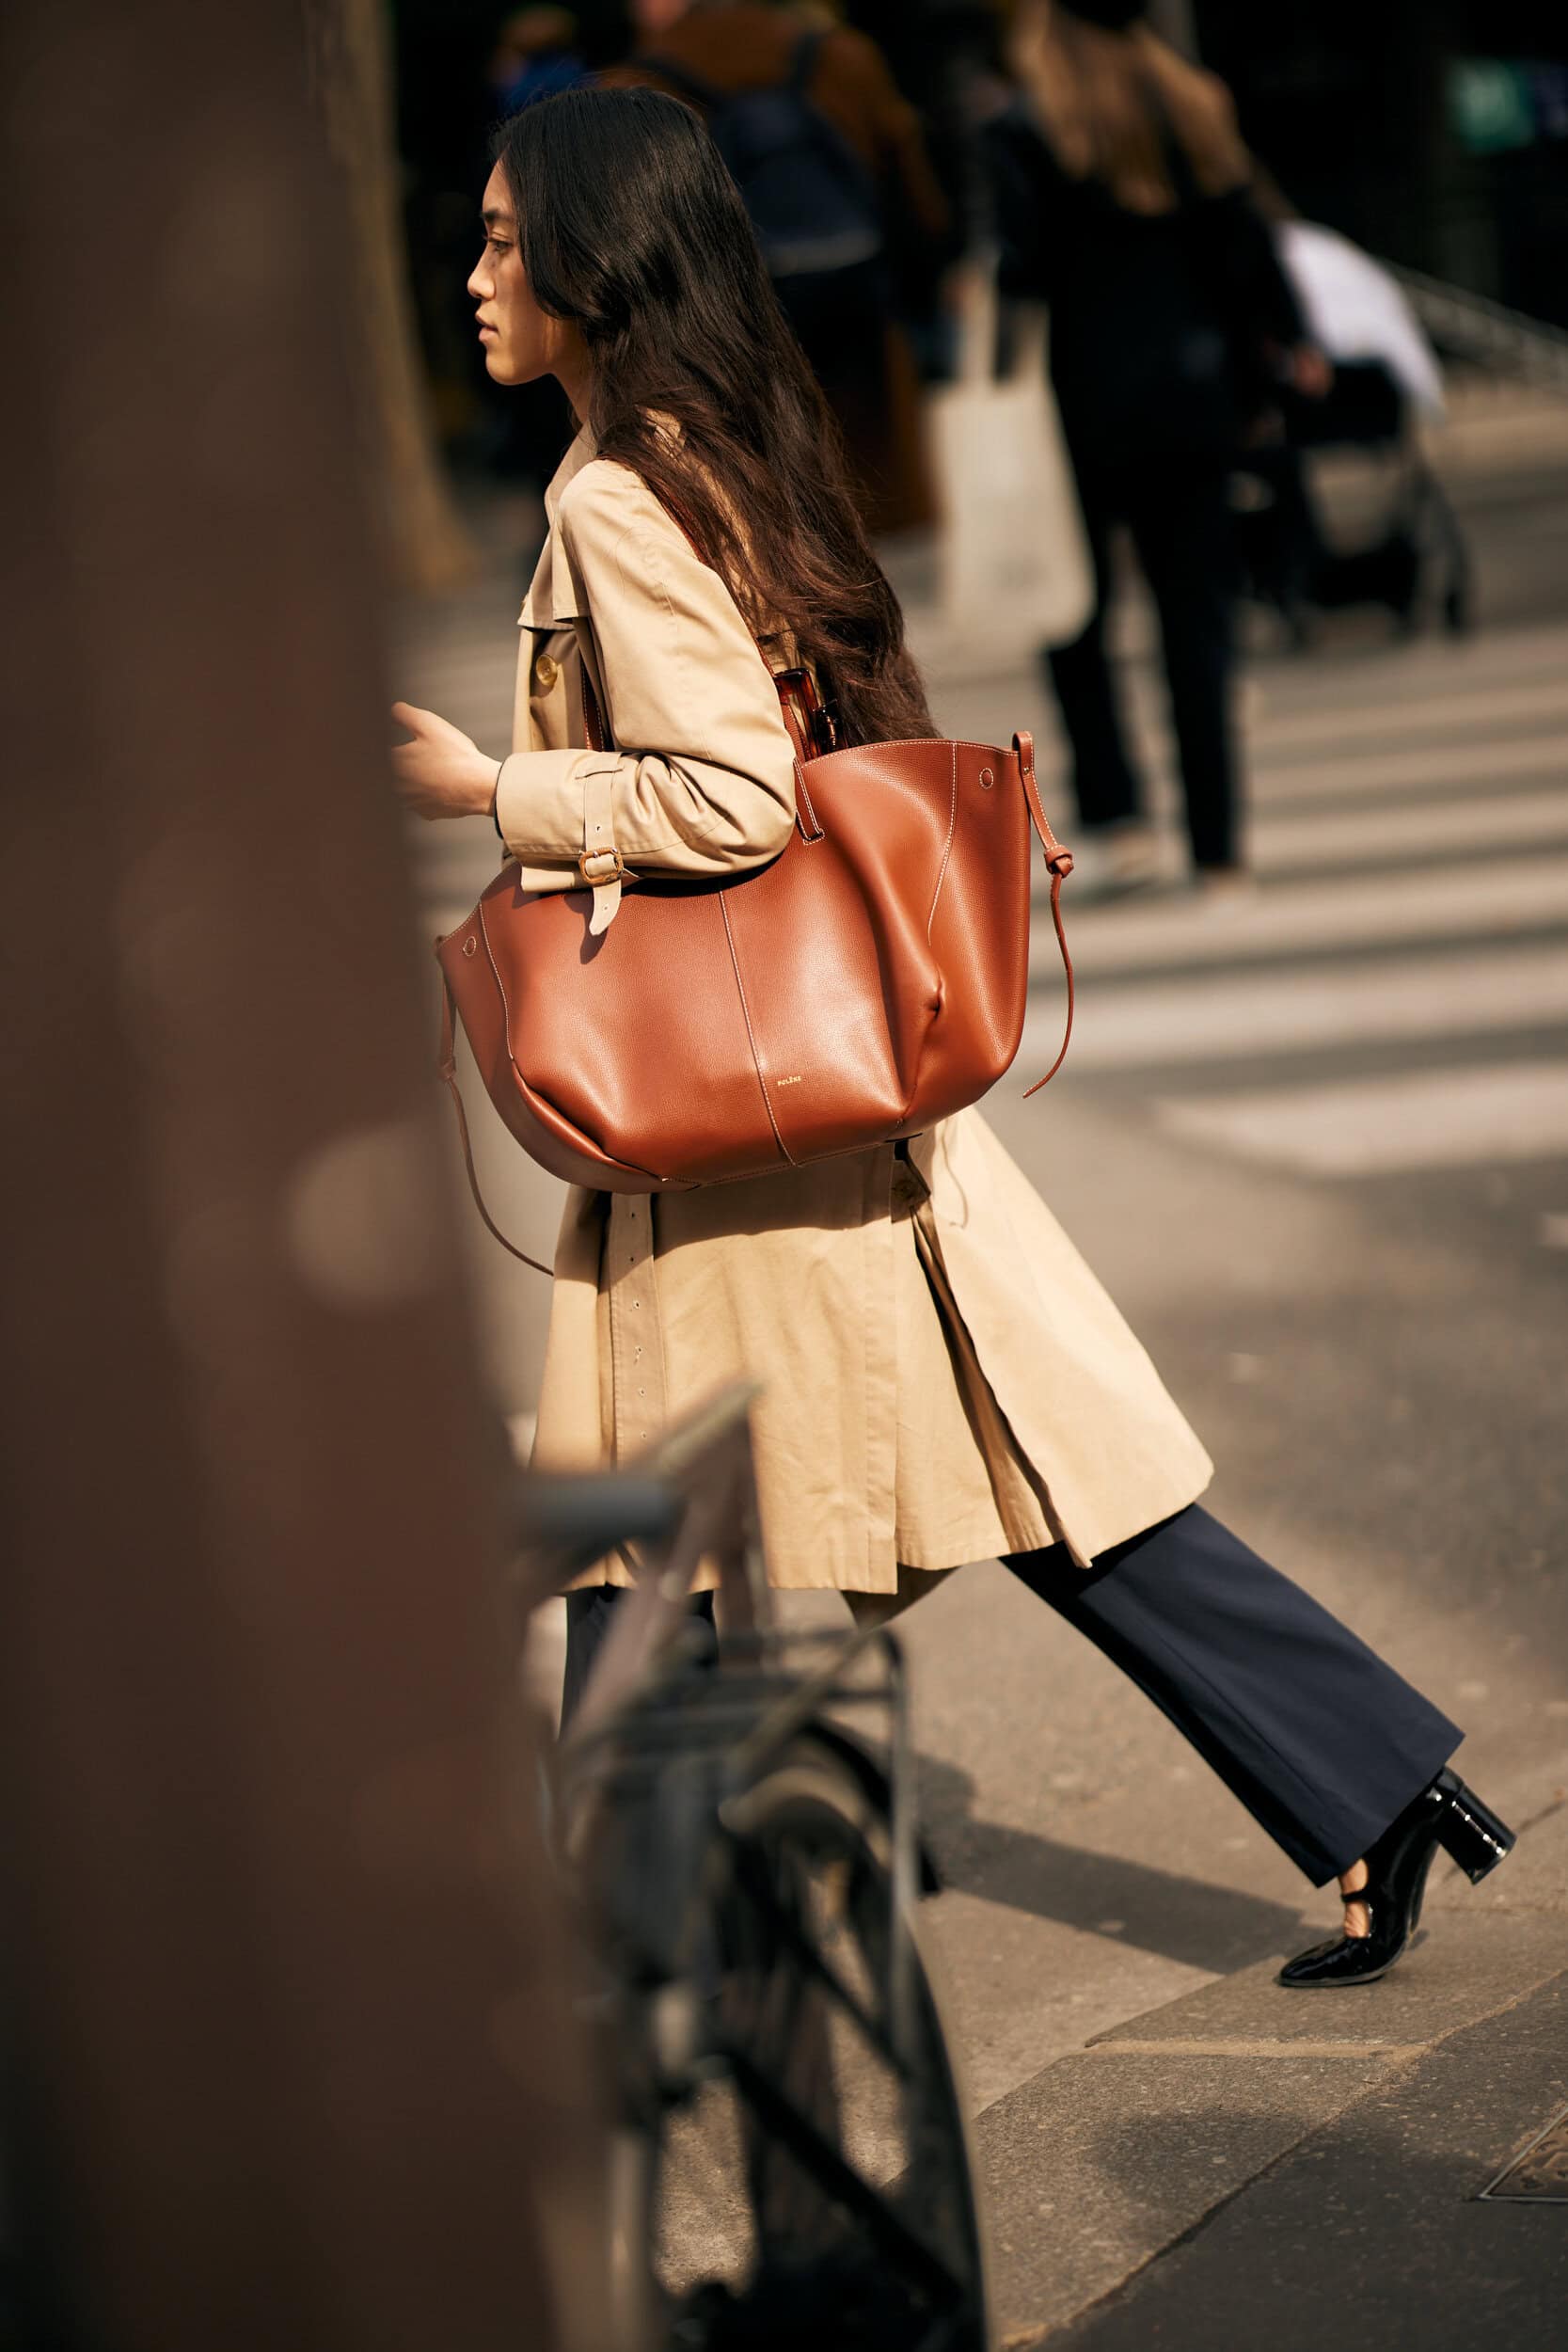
[607,1,953,533]
[988,0,1318,896]
[840,3,1008,381]
[487,8,590,112]
[394,83,1516,1993]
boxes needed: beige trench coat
[491,428,1212,1590]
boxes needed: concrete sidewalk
[978,1796,1568,2348]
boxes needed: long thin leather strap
[437,663,613,1273]
[437,971,554,1275]
[1013,730,1076,1098]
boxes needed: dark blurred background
[1192,0,1568,323]
[389,0,1568,499]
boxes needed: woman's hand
[390,702,499,821]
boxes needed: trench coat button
[534,653,559,692]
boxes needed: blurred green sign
[1450,59,1535,154]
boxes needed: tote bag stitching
[925,737,959,944]
[720,891,796,1166]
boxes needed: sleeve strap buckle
[578,847,628,886]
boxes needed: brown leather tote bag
[436,671,1074,1271]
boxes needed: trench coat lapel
[517,422,600,631]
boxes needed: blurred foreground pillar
[0,6,605,2348]
[303,0,479,592]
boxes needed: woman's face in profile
[467,161,568,386]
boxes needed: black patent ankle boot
[1277,1769,1515,1989]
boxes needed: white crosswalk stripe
[1243,673,1568,756]
[1239,728,1567,802]
[1029,628,1568,1180]
[1033,854,1568,975]
[1157,1063,1568,1177]
[1026,941,1568,1072]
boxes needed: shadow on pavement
[912,1749,1308,1975]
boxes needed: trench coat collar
[519,421,599,630]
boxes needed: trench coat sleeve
[492,460,798,895]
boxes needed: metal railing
[1389,265,1568,397]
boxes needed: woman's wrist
[491,758,506,841]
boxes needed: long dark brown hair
[493,84,934,746]
[1010,2,1249,215]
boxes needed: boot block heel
[1433,1772,1515,1884]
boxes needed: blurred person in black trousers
[988,0,1322,898]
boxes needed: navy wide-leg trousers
[562,1503,1460,1888]
[1002,1505,1459,1885]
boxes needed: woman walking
[393,85,1513,1988]
[987,0,1318,896]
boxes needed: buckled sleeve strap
[493,744,624,885]
[576,753,627,934]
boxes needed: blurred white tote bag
[928,263,1093,658]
